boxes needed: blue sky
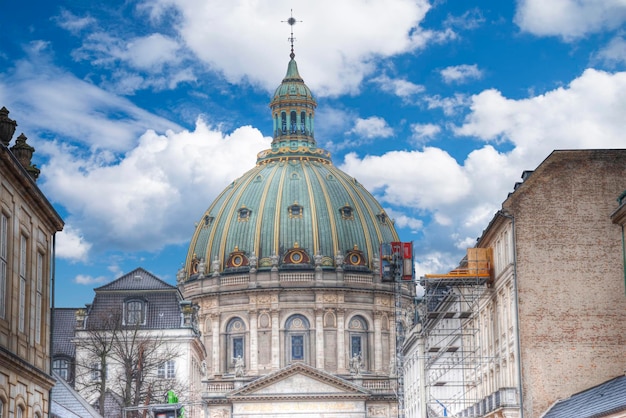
[2,0,626,307]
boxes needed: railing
[279,272,315,282]
[220,275,249,286]
[361,379,396,394]
[345,274,373,284]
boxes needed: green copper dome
[184,55,398,279]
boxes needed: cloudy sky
[2,0,626,307]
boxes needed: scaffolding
[417,248,492,418]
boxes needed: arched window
[281,112,287,133]
[226,317,246,373]
[16,405,24,418]
[348,315,368,370]
[285,314,310,364]
[0,399,4,418]
[300,111,306,133]
[290,111,297,133]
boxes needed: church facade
[178,48,415,417]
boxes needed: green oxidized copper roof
[185,55,398,276]
[271,58,314,103]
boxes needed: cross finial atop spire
[282,9,302,59]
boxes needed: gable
[252,372,347,395]
[230,363,368,399]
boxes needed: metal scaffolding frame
[417,249,492,418]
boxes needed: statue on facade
[335,251,344,271]
[270,252,279,271]
[211,256,220,277]
[249,252,258,273]
[314,251,323,271]
[349,352,362,376]
[197,258,206,277]
[233,355,245,377]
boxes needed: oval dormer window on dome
[339,204,354,220]
[376,212,387,225]
[238,206,251,222]
[288,203,303,219]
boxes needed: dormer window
[204,215,214,226]
[238,206,252,222]
[339,205,354,220]
[376,212,387,225]
[125,300,146,325]
[288,203,303,218]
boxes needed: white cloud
[410,123,441,145]
[74,274,108,285]
[340,147,471,210]
[455,69,626,164]
[1,56,178,152]
[440,64,483,84]
[56,225,92,262]
[424,93,470,116]
[594,35,626,67]
[370,74,425,98]
[42,120,269,253]
[144,0,438,96]
[515,0,626,40]
[347,117,394,139]
[54,9,96,34]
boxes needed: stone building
[177,47,415,417]
[0,107,65,417]
[408,149,626,418]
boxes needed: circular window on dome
[289,251,303,263]
[349,253,361,265]
[232,255,244,267]
[283,246,311,265]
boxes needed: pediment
[229,363,368,400]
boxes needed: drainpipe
[499,211,524,418]
[49,233,57,413]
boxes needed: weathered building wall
[503,150,626,418]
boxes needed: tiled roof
[53,308,78,358]
[85,268,184,330]
[542,375,626,418]
[94,267,175,291]
[51,372,103,418]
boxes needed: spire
[256,12,331,165]
[282,9,301,60]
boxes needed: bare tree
[74,307,189,417]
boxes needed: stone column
[271,309,280,370]
[374,310,383,373]
[210,313,220,374]
[249,309,258,374]
[337,308,346,373]
[315,308,324,369]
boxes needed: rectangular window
[0,214,7,319]
[126,300,144,325]
[233,337,244,359]
[35,252,43,344]
[158,360,176,379]
[18,235,27,332]
[351,335,362,357]
[91,362,101,381]
[291,335,304,360]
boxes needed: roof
[542,375,626,418]
[86,268,184,330]
[50,372,103,418]
[94,267,175,291]
[53,308,78,358]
